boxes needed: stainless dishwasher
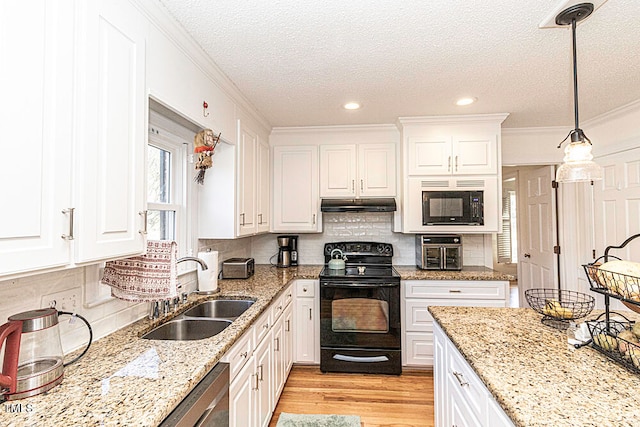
[159,362,229,427]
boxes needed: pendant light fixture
[554,2,603,183]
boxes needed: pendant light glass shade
[555,140,603,182]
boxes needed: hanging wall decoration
[193,129,221,184]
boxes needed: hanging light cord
[557,15,592,149]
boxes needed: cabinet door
[272,314,286,402]
[358,143,397,197]
[257,140,270,233]
[74,0,147,262]
[407,136,452,175]
[254,333,273,427]
[449,376,483,427]
[319,145,357,197]
[452,134,497,175]
[0,0,74,276]
[283,303,294,375]
[238,122,257,236]
[433,326,447,427]
[229,357,256,427]
[272,146,320,232]
[294,296,319,363]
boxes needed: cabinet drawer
[405,332,433,366]
[404,301,434,332]
[405,280,507,300]
[282,284,294,308]
[447,339,486,421]
[295,280,316,298]
[253,309,272,345]
[272,293,286,321]
[221,327,253,382]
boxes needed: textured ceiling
[157,0,640,128]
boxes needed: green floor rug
[275,412,361,427]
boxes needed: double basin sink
[142,299,255,341]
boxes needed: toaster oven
[221,258,255,279]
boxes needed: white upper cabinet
[73,0,148,263]
[257,140,271,233]
[320,143,396,198]
[199,117,270,239]
[0,0,75,276]
[0,0,148,277]
[238,122,258,236]
[272,146,321,232]
[407,130,498,176]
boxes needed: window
[497,177,518,264]
[146,117,192,261]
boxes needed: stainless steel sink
[142,319,232,341]
[182,299,255,320]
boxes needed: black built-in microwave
[422,190,484,225]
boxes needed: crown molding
[397,113,510,127]
[270,123,398,135]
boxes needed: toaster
[222,258,255,279]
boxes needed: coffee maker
[277,235,298,267]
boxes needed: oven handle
[333,354,390,363]
[321,283,398,289]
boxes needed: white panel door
[0,0,75,276]
[319,145,357,197]
[74,0,146,262]
[593,148,640,262]
[358,143,397,197]
[238,122,257,236]
[518,166,557,307]
[294,297,319,363]
[272,314,286,402]
[257,140,270,233]
[283,302,294,374]
[272,146,320,232]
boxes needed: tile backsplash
[251,212,488,266]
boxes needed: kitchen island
[430,306,640,427]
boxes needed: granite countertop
[429,306,640,427]
[0,265,322,427]
[395,265,515,281]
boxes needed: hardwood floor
[269,365,434,427]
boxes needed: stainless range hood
[320,198,397,213]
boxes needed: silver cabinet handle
[258,213,263,224]
[312,214,316,225]
[449,289,462,293]
[360,179,363,191]
[309,308,312,320]
[274,337,280,352]
[138,210,148,235]
[455,155,459,171]
[352,180,355,192]
[61,208,75,240]
[239,351,248,359]
[240,213,245,226]
[286,319,290,332]
[258,364,264,381]
[448,156,451,172]
[253,373,259,390]
[452,371,469,387]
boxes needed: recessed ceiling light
[456,97,477,106]
[343,102,361,110]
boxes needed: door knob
[524,253,531,258]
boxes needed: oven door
[320,281,400,350]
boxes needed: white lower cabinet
[434,321,514,427]
[293,280,320,364]
[225,283,293,427]
[402,280,508,367]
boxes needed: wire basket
[583,262,640,304]
[587,312,640,374]
[525,288,595,329]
